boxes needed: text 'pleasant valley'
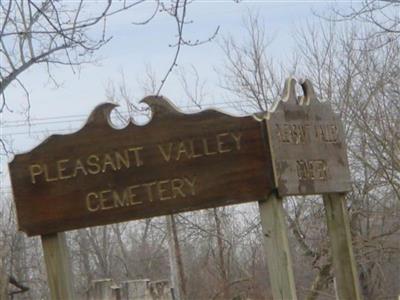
[27,132,243,212]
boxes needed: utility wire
[1,103,258,136]
[0,101,259,192]
[1,100,258,127]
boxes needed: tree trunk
[213,208,230,299]
[0,261,7,300]
[306,263,332,300]
[166,214,187,300]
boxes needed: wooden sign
[9,96,274,236]
[262,78,352,196]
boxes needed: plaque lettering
[10,96,271,236]
[296,159,327,181]
[84,176,197,212]
[266,78,351,195]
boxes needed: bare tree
[0,1,158,104]
[331,0,400,47]
[0,0,221,155]
[156,0,219,95]
[220,12,400,300]
[337,1,399,32]
[218,13,284,112]
[291,20,400,300]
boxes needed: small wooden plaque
[264,78,352,196]
[9,96,274,236]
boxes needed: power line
[0,100,261,190]
[1,100,260,127]
[1,103,259,136]
[2,117,104,128]
[2,111,134,127]
[3,127,82,136]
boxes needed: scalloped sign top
[266,79,352,196]
[9,96,274,236]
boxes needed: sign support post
[258,193,297,300]
[10,95,274,298]
[166,214,186,300]
[9,82,363,300]
[41,232,75,300]
[265,78,362,300]
[323,193,362,300]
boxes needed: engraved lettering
[44,165,58,182]
[171,178,185,198]
[115,150,130,169]
[113,189,129,208]
[127,185,142,205]
[216,133,231,153]
[128,146,144,167]
[85,176,198,212]
[57,159,71,180]
[296,160,307,180]
[189,139,203,158]
[86,154,101,174]
[73,159,88,177]
[315,160,327,180]
[176,141,191,161]
[276,124,308,144]
[29,164,43,184]
[184,176,196,196]
[202,138,217,156]
[315,124,339,143]
[158,143,173,162]
[112,185,142,207]
[99,189,114,210]
[231,132,242,151]
[143,181,157,202]
[86,192,100,212]
[296,160,327,180]
[158,180,172,201]
[293,125,307,144]
[102,153,117,172]
[276,124,291,143]
[276,123,340,144]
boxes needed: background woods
[1,1,399,299]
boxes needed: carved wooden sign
[263,78,352,196]
[9,96,273,236]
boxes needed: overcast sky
[1,1,355,192]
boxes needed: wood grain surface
[9,96,274,236]
[264,78,352,196]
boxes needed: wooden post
[87,279,120,300]
[258,193,297,300]
[150,280,173,300]
[0,264,7,300]
[120,279,150,300]
[166,215,186,300]
[120,279,172,300]
[323,193,362,300]
[0,240,8,299]
[41,232,75,300]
